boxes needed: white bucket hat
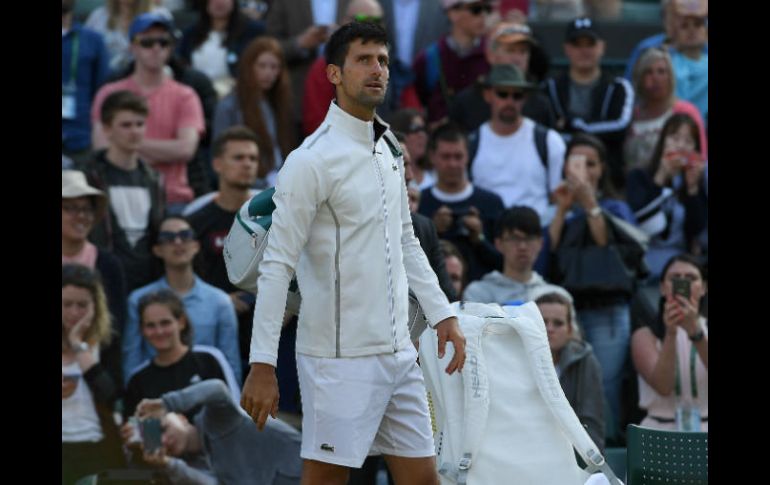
[62,170,108,222]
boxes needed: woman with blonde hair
[212,36,295,188]
[62,264,124,484]
[86,0,172,73]
[623,47,707,173]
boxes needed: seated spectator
[623,47,706,173]
[122,215,241,385]
[85,0,172,74]
[464,206,562,304]
[535,290,604,453]
[548,133,640,438]
[62,170,128,355]
[627,113,707,282]
[388,108,434,190]
[136,379,302,484]
[630,254,707,431]
[62,264,125,484]
[529,0,584,21]
[81,90,165,292]
[123,289,240,419]
[187,126,260,378]
[213,36,294,189]
[417,123,504,283]
[440,239,468,300]
[177,0,265,98]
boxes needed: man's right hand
[240,363,279,431]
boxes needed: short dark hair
[325,21,389,67]
[137,289,193,346]
[428,122,467,152]
[100,90,148,125]
[661,253,707,282]
[495,206,542,238]
[212,125,260,158]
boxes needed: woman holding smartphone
[548,133,639,443]
[62,264,125,484]
[626,113,708,282]
[631,254,708,431]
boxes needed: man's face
[445,255,464,297]
[563,36,605,72]
[104,110,146,153]
[490,41,531,73]
[214,140,259,190]
[430,139,468,187]
[131,26,173,72]
[447,2,491,39]
[152,218,199,269]
[495,228,542,272]
[483,86,527,125]
[328,39,389,112]
[672,14,707,50]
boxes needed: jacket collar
[325,101,390,148]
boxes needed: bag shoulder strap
[533,123,550,193]
[382,130,404,159]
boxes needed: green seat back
[626,424,708,484]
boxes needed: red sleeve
[176,85,206,136]
[303,58,335,136]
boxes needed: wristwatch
[72,341,89,354]
[588,206,602,218]
[689,330,705,342]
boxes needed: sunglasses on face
[494,90,526,101]
[157,229,195,244]
[136,36,172,49]
[353,13,384,24]
[458,3,493,15]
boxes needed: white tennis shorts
[296,344,435,468]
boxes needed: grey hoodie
[556,339,605,453]
[463,270,562,305]
[161,379,302,485]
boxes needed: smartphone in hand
[566,154,588,183]
[140,417,163,454]
[671,277,691,301]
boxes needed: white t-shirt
[471,118,566,219]
[192,31,230,81]
[62,347,103,443]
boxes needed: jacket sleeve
[571,78,634,138]
[398,151,456,327]
[216,296,242,384]
[162,379,242,438]
[249,149,331,366]
[122,291,145,387]
[165,457,218,485]
[265,2,312,64]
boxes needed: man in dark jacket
[81,90,165,292]
[543,17,634,190]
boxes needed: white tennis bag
[223,188,301,315]
[418,301,622,485]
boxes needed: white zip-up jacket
[249,102,455,366]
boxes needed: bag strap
[382,130,404,159]
[499,303,623,485]
[534,123,550,193]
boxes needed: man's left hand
[435,316,465,374]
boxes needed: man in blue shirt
[62,0,110,165]
[122,215,242,385]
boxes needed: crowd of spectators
[62,0,708,483]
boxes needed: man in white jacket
[240,21,466,485]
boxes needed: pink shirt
[91,77,205,204]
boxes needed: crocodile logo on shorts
[320,443,335,452]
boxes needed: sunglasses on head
[458,3,493,15]
[157,229,195,244]
[494,90,526,101]
[353,13,384,24]
[137,36,172,49]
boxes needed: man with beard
[240,21,465,485]
[469,64,566,224]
